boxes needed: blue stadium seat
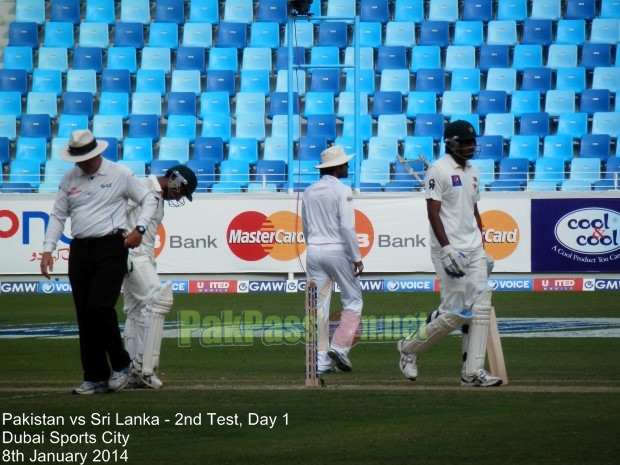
[521,19,554,47]
[371,91,403,119]
[255,159,286,189]
[166,115,197,142]
[262,137,290,162]
[155,0,185,25]
[122,137,153,166]
[56,113,88,138]
[556,19,586,46]
[579,134,611,163]
[149,22,179,50]
[600,0,620,18]
[510,90,541,118]
[15,0,46,25]
[377,114,408,141]
[342,115,373,142]
[219,159,251,187]
[477,90,507,117]
[66,69,97,95]
[201,114,232,142]
[20,114,52,141]
[205,70,237,96]
[0,116,17,142]
[131,92,163,117]
[444,46,476,71]
[85,0,115,24]
[485,68,517,95]
[0,92,24,119]
[241,47,273,72]
[419,21,450,48]
[402,136,434,163]
[428,0,459,22]
[165,92,197,117]
[310,69,341,95]
[531,157,565,187]
[562,158,601,191]
[592,112,620,139]
[98,138,119,162]
[393,0,425,23]
[580,89,611,116]
[508,135,539,163]
[107,47,138,74]
[556,112,588,140]
[360,159,392,186]
[380,69,411,96]
[150,159,181,177]
[73,47,104,74]
[235,114,266,142]
[101,69,132,95]
[360,0,390,24]
[3,46,34,74]
[240,70,271,96]
[470,158,496,189]
[580,44,612,71]
[297,137,327,161]
[512,45,543,71]
[520,67,552,93]
[250,22,281,49]
[223,0,254,24]
[113,22,145,49]
[208,47,239,73]
[486,20,518,46]
[543,134,574,163]
[16,137,47,166]
[217,22,248,49]
[355,22,383,49]
[135,69,167,96]
[199,91,231,118]
[141,47,172,75]
[496,0,527,21]
[284,22,315,49]
[182,23,213,49]
[337,91,369,118]
[462,0,493,22]
[127,114,160,141]
[189,0,220,24]
[484,113,515,140]
[544,90,576,118]
[120,0,151,24]
[118,160,146,177]
[159,137,190,162]
[9,21,40,48]
[555,67,586,93]
[547,44,578,69]
[193,137,224,164]
[489,158,529,191]
[589,18,620,44]
[385,21,416,48]
[478,45,510,72]
[318,21,349,48]
[37,47,69,73]
[344,69,375,96]
[441,91,472,117]
[376,46,407,73]
[413,113,445,141]
[414,68,445,94]
[306,114,338,142]
[27,91,59,119]
[78,22,109,49]
[565,0,596,20]
[303,92,335,117]
[592,67,620,94]
[92,114,124,140]
[476,135,504,164]
[0,69,28,97]
[275,46,306,72]
[170,69,202,95]
[408,48,439,76]
[367,136,399,161]
[405,91,437,119]
[43,159,73,185]
[309,46,340,74]
[519,112,550,138]
[9,159,41,188]
[235,91,266,116]
[50,0,81,25]
[257,0,288,24]
[275,69,307,96]
[531,0,561,20]
[453,21,484,47]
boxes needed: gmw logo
[227,210,374,262]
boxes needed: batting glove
[440,245,468,278]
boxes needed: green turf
[1,292,619,465]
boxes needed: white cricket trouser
[305,244,363,353]
[123,254,161,319]
[431,247,488,313]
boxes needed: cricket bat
[486,307,508,385]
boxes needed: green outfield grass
[1,292,619,465]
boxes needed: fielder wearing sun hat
[60,129,109,163]
[314,145,355,169]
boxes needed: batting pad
[400,311,471,356]
[331,309,361,355]
[465,288,493,376]
[141,282,173,376]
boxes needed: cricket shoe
[108,363,131,391]
[72,381,110,395]
[461,369,503,387]
[328,349,352,372]
[318,365,338,374]
[125,373,147,389]
[139,372,164,389]
[397,340,418,381]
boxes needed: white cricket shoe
[108,363,131,391]
[397,340,418,381]
[140,372,164,389]
[72,380,110,395]
[328,349,352,372]
[461,369,503,387]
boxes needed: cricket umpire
[40,129,159,395]
[397,120,502,387]
[302,146,364,373]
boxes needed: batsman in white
[123,165,197,389]
[302,146,364,374]
[397,120,502,387]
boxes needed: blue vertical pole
[286,16,295,193]
[353,15,361,193]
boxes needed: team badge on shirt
[451,175,462,186]
[428,179,435,190]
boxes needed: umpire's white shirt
[424,154,482,251]
[302,175,361,261]
[43,158,158,252]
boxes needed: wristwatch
[135,225,146,235]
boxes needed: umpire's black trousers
[69,232,130,382]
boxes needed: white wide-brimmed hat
[59,129,108,163]
[314,145,355,169]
